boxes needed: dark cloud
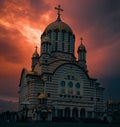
[0,24,30,64]
[0,0,120,110]
[0,76,19,98]
[0,99,18,112]
[101,76,120,101]
[0,0,51,28]
[30,0,51,15]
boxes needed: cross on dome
[35,46,38,52]
[80,37,83,44]
[55,5,64,21]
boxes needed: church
[18,5,105,121]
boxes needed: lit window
[61,89,65,94]
[68,89,73,94]
[76,91,80,95]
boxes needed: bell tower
[31,46,39,70]
[77,37,87,70]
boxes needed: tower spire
[80,37,83,44]
[55,5,64,21]
[35,45,38,52]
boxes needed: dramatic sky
[0,0,120,110]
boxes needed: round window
[75,83,80,88]
[60,81,65,87]
[68,82,73,88]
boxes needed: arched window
[75,83,80,88]
[46,43,48,53]
[55,29,59,41]
[68,32,71,42]
[48,30,52,40]
[72,108,78,118]
[68,44,70,53]
[60,81,65,87]
[65,107,70,118]
[55,42,58,51]
[62,30,65,41]
[80,108,86,118]
[62,42,64,51]
[68,82,73,88]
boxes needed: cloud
[0,0,120,109]
[0,99,18,113]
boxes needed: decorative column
[70,107,72,118]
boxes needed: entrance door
[64,107,70,118]
[57,109,63,118]
[72,108,78,118]
[80,108,85,118]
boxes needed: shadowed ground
[0,122,120,127]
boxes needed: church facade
[18,5,105,121]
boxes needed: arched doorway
[80,108,85,118]
[72,108,78,118]
[64,107,70,118]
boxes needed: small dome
[78,43,86,51]
[32,46,39,58]
[32,52,39,58]
[38,93,47,99]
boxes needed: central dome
[40,5,75,56]
[44,19,73,33]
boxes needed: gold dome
[44,20,73,33]
[38,93,47,99]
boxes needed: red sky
[0,0,120,105]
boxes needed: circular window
[60,81,65,87]
[75,83,80,88]
[68,82,73,88]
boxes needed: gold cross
[55,5,64,17]
[35,46,38,51]
[80,37,83,43]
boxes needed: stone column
[63,109,65,118]
[70,107,72,118]
[55,109,57,117]
[78,108,80,118]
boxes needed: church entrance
[64,107,70,118]
[80,108,86,118]
[72,108,78,118]
[40,112,48,121]
[57,109,63,118]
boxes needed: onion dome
[78,43,86,51]
[78,38,86,52]
[43,5,73,33]
[38,93,47,99]
[32,46,39,58]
